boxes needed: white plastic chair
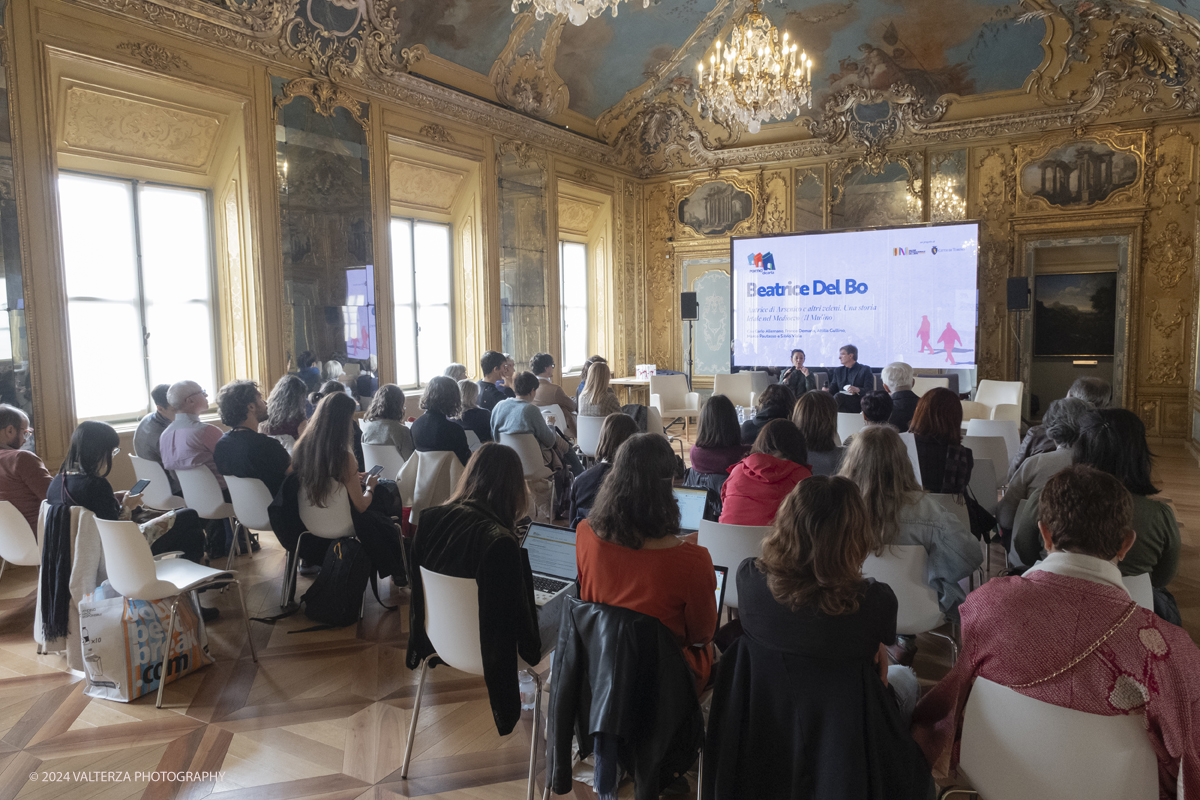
[93,517,257,708]
[397,450,465,527]
[991,403,1021,424]
[402,567,542,800]
[224,476,286,606]
[959,400,991,424]
[696,520,772,610]
[129,455,185,511]
[969,458,1000,578]
[465,430,482,452]
[713,373,756,408]
[576,414,605,459]
[898,432,923,486]
[176,467,246,570]
[974,380,1023,411]
[862,545,957,663]
[362,443,407,481]
[1122,572,1153,611]
[911,376,950,397]
[0,500,40,585]
[649,374,701,437]
[931,493,971,533]
[539,404,567,432]
[965,419,1020,466]
[284,483,357,605]
[948,677,1157,800]
[963,436,1011,489]
[837,412,867,443]
[500,433,554,522]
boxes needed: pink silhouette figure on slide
[938,323,962,365]
[917,315,935,354]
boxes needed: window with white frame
[559,240,588,372]
[58,173,217,421]
[390,218,453,387]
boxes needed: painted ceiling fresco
[400,0,1047,122]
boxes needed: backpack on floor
[300,536,371,628]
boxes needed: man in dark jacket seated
[826,344,873,413]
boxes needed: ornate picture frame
[1015,130,1145,214]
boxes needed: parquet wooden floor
[0,440,1195,800]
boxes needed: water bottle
[518,670,536,710]
[736,405,745,424]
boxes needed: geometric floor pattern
[0,441,1196,800]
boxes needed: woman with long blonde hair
[702,476,931,798]
[578,361,621,417]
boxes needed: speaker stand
[686,319,695,390]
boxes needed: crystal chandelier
[694,0,813,134]
[511,0,649,26]
[908,175,966,222]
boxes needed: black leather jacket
[545,597,704,800]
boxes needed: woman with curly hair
[361,384,414,461]
[262,374,309,440]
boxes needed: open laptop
[673,487,708,533]
[523,523,578,606]
[712,565,729,636]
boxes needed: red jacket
[718,453,812,526]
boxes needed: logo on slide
[931,246,938,255]
[748,252,776,273]
[892,247,925,256]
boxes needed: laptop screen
[713,565,728,636]
[673,487,708,531]
[524,524,578,581]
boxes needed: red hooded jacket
[718,453,812,526]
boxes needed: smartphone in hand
[366,465,385,478]
[129,478,151,495]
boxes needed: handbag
[963,485,997,541]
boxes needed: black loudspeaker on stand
[681,291,698,320]
[1006,277,1029,311]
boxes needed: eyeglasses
[112,447,121,456]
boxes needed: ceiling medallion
[511,0,650,26]
[694,0,812,134]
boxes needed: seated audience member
[530,352,577,439]
[1008,375,1110,479]
[721,419,812,526]
[491,371,583,476]
[577,361,622,417]
[355,360,379,400]
[575,355,608,405]
[134,383,179,493]
[996,397,1087,532]
[0,404,52,532]
[912,465,1200,796]
[704,476,931,799]
[406,443,541,736]
[569,413,639,528]
[827,344,873,413]
[160,380,225,488]
[361,384,415,462]
[443,363,468,382]
[261,374,309,443]
[500,354,516,390]
[45,421,212,622]
[881,362,919,432]
[839,425,982,627]
[290,391,404,580]
[296,350,321,392]
[843,391,894,448]
[310,381,365,471]
[690,394,750,476]
[213,380,291,498]
[576,434,718,694]
[455,379,493,444]
[780,348,818,397]
[740,383,796,445]
[1013,408,1182,621]
[908,387,973,494]
[411,376,471,466]
[477,350,515,412]
[791,390,844,476]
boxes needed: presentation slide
[731,222,979,369]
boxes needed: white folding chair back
[175,467,234,520]
[0,500,40,568]
[1122,572,1153,611]
[930,492,971,532]
[968,458,999,515]
[465,430,482,451]
[419,567,485,675]
[974,379,1023,410]
[129,455,185,511]
[224,476,274,532]
[298,483,356,538]
[649,374,701,435]
[500,433,553,480]
[837,412,867,442]
[696,520,772,609]
[713,373,755,407]
[397,450,465,526]
[576,414,605,457]
[862,545,944,635]
[912,376,949,396]
[963,435,1012,485]
[958,677,1157,800]
[539,404,566,430]
[898,432,923,486]
[965,419,1020,465]
[991,403,1021,424]
[959,399,991,423]
[362,442,407,481]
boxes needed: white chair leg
[225,520,242,571]
[279,547,294,609]
[155,598,181,709]
[527,672,542,800]
[0,558,7,585]
[232,579,258,663]
[401,659,429,779]
[286,532,307,606]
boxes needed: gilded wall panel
[558,196,599,237]
[387,158,464,211]
[645,182,675,371]
[761,170,789,235]
[59,84,223,171]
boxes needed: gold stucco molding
[274,76,368,130]
[418,123,455,145]
[116,41,191,72]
